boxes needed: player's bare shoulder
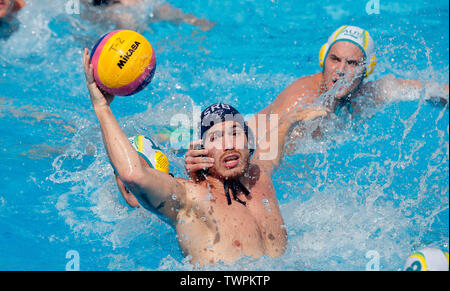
[281,73,323,104]
[357,76,394,105]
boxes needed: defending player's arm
[372,74,449,105]
[249,80,327,171]
[251,105,328,172]
[82,48,186,222]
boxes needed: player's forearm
[272,111,302,168]
[94,105,143,180]
[402,79,447,97]
[381,75,449,103]
[253,113,291,169]
[94,106,186,214]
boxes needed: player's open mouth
[332,78,349,93]
[223,154,240,168]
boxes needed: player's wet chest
[193,186,276,231]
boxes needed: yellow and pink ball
[90,30,156,96]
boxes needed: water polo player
[185,25,449,173]
[83,0,216,31]
[83,46,303,265]
[259,25,448,118]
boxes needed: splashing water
[0,0,448,270]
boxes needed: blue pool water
[0,0,448,270]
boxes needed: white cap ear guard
[319,25,377,77]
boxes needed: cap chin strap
[224,179,250,206]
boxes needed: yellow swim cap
[319,25,377,77]
[404,248,449,271]
[129,135,170,174]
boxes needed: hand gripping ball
[90,30,156,96]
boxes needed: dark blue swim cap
[200,103,255,152]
